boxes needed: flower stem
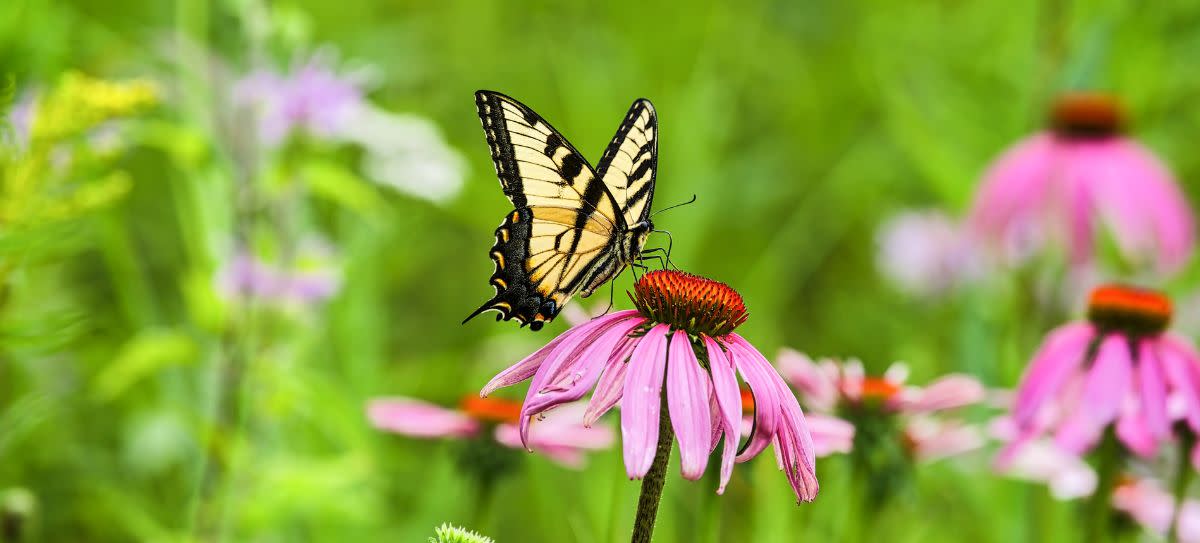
[1168,432,1196,543]
[631,397,674,543]
[1084,432,1122,543]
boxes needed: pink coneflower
[967,92,1195,273]
[482,270,818,541]
[777,351,986,462]
[367,395,612,469]
[1001,285,1200,464]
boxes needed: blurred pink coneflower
[1000,285,1200,465]
[482,270,819,504]
[777,351,986,462]
[367,396,612,469]
[967,92,1194,273]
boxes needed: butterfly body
[465,91,659,331]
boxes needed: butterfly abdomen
[463,208,560,331]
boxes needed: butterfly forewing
[596,99,658,226]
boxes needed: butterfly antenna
[650,194,698,218]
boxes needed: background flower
[966,93,1195,274]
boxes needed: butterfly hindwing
[466,92,657,331]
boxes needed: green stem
[631,398,674,543]
[1084,432,1122,543]
[1168,433,1196,543]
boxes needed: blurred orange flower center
[740,387,756,413]
[859,377,902,400]
[1087,284,1171,335]
[1050,92,1124,138]
[459,396,523,424]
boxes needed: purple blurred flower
[6,92,35,145]
[876,210,983,297]
[235,51,366,146]
[216,241,340,305]
[367,396,612,469]
[967,92,1195,274]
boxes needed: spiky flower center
[459,396,522,424]
[630,270,748,337]
[1087,285,1171,336]
[1050,92,1124,139]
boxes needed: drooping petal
[1116,403,1157,458]
[621,324,671,479]
[1159,334,1200,433]
[480,329,568,397]
[518,311,639,445]
[1054,334,1132,454]
[727,336,780,462]
[771,372,820,502]
[366,398,479,438]
[521,317,644,416]
[1013,323,1095,427]
[666,330,712,480]
[705,336,742,493]
[584,336,637,426]
[527,311,640,396]
[1136,339,1170,440]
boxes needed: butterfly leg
[637,252,667,270]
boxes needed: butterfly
[464,91,659,331]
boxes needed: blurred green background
[3,0,1200,541]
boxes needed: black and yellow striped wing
[596,99,658,227]
[465,91,631,331]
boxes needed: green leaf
[92,328,197,402]
[301,159,385,217]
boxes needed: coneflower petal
[481,330,569,397]
[1013,323,1094,426]
[666,330,712,480]
[1160,335,1200,433]
[518,312,637,447]
[705,336,741,494]
[584,337,637,426]
[1136,340,1169,439]
[523,317,644,416]
[728,335,781,462]
[1055,334,1132,454]
[527,311,638,397]
[621,324,671,479]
